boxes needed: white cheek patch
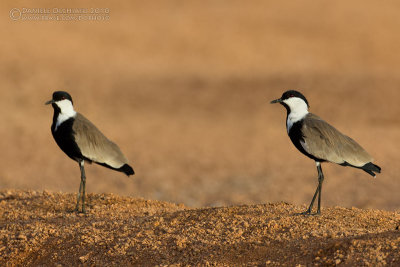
[55,99,77,131]
[284,97,309,133]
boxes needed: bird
[45,91,134,213]
[270,90,381,215]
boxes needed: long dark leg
[303,181,320,214]
[74,160,84,212]
[79,161,87,213]
[301,162,324,215]
[316,163,324,214]
[74,177,83,211]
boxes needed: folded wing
[300,113,373,167]
[72,113,129,169]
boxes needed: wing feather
[72,113,128,168]
[301,113,373,167]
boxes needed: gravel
[1,190,399,266]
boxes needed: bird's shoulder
[73,113,101,133]
[72,113,110,144]
[302,113,360,144]
[301,113,341,140]
[72,113,125,157]
[73,113,128,166]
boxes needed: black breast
[288,120,325,162]
[51,118,84,162]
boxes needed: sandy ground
[1,1,400,265]
[1,190,400,266]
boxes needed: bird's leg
[79,160,87,213]
[74,161,83,212]
[300,162,322,215]
[301,182,320,215]
[74,177,83,212]
[316,163,324,214]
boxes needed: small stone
[17,234,27,240]
[79,254,90,263]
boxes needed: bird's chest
[286,111,308,133]
[52,118,82,160]
[288,120,325,162]
[287,115,300,134]
[288,120,304,145]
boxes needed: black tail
[361,162,381,177]
[119,164,135,176]
[340,161,381,177]
[96,162,135,176]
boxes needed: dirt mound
[1,190,399,266]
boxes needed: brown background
[1,0,399,210]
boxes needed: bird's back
[300,113,373,167]
[73,113,129,169]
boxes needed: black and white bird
[46,91,134,213]
[271,90,381,215]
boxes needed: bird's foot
[296,209,321,216]
[73,206,86,214]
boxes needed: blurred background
[1,0,399,210]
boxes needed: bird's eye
[289,94,294,97]
[61,96,65,100]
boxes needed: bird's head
[45,91,75,114]
[270,90,309,114]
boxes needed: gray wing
[73,113,129,168]
[300,113,373,167]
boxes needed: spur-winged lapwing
[46,91,134,213]
[271,90,381,215]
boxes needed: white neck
[54,99,76,131]
[283,97,309,133]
